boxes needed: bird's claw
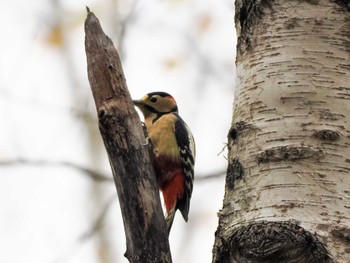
[141,137,150,146]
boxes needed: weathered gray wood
[84,8,172,263]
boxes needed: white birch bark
[213,0,350,262]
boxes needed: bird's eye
[150,97,158,103]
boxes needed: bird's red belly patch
[161,172,185,213]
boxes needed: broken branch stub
[84,9,172,263]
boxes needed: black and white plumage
[133,92,195,234]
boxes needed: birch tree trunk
[213,0,350,262]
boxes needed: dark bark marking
[227,121,248,141]
[335,0,350,11]
[313,130,340,141]
[235,0,273,57]
[228,127,238,141]
[214,221,332,263]
[319,109,345,121]
[257,145,323,164]
[228,121,251,142]
[305,0,321,4]
[226,158,244,190]
[330,227,350,243]
[285,17,300,29]
[98,108,106,120]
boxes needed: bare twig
[114,0,139,59]
[79,194,115,241]
[0,158,225,183]
[54,195,115,263]
[196,170,226,181]
[0,158,113,182]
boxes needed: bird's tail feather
[165,205,176,235]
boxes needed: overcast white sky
[0,0,236,262]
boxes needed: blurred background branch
[0,159,113,182]
[0,0,234,262]
[0,159,225,182]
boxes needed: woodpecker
[133,92,195,234]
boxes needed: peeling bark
[214,0,350,262]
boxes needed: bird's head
[133,92,178,119]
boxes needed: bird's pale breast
[147,114,180,160]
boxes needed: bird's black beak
[133,99,142,107]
